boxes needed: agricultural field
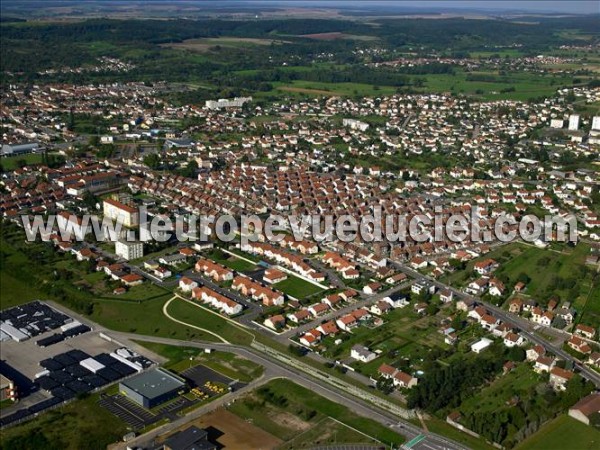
[228,378,405,447]
[272,80,398,97]
[161,36,290,53]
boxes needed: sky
[242,1,600,14]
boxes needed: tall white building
[103,198,139,227]
[568,114,580,131]
[205,97,252,110]
[592,116,600,131]
[115,240,143,261]
[343,118,370,132]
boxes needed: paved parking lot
[99,394,158,430]
[181,364,246,392]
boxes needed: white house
[350,345,377,363]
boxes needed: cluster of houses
[191,285,243,316]
[508,297,577,329]
[240,241,325,282]
[231,275,285,307]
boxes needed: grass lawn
[90,294,219,342]
[0,392,127,450]
[273,274,325,299]
[228,378,405,447]
[165,297,254,345]
[417,70,574,101]
[516,415,600,450]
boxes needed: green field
[272,80,398,97]
[273,273,325,299]
[516,415,600,450]
[90,294,219,340]
[228,378,405,447]
[165,297,254,345]
[443,242,595,311]
[416,71,574,101]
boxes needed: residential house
[550,367,574,391]
[575,324,596,340]
[508,298,523,314]
[308,303,329,317]
[504,332,525,348]
[317,321,339,336]
[568,336,592,355]
[263,268,287,284]
[179,277,198,293]
[569,393,600,425]
[264,315,286,331]
[534,356,555,373]
[439,289,454,303]
[350,345,377,363]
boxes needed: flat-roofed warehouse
[119,368,185,408]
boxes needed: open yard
[516,415,600,450]
[91,294,218,340]
[205,248,257,272]
[0,153,44,170]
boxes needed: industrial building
[119,368,186,408]
[1,142,40,157]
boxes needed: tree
[376,376,394,394]
[143,153,160,169]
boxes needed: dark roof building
[163,426,217,450]
[119,368,185,408]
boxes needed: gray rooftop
[120,368,185,399]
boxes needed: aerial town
[0,2,599,450]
